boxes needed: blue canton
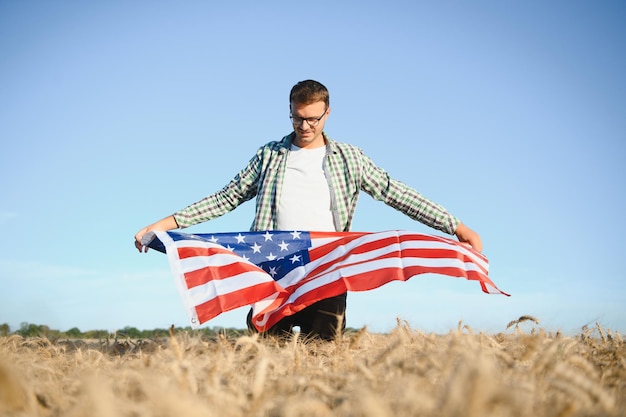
[168,230,312,281]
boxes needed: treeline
[0,322,248,339]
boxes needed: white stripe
[336,256,485,278]
[155,232,276,328]
[167,235,268,274]
[305,234,486,278]
[154,231,200,328]
[286,256,483,302]
[309,236,344,248]
[381,231,488,271]
[384,230,488,269]
[178,252,255,273]
[185,270,275,306]
[276,234,487,288]
[251,293,284,326]
[318,243,487,277]
[169,239,223,249]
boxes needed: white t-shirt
[276,144,335,231]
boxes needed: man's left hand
[454,222,483,252]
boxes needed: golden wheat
[0,320,624,417]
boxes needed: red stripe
[177,246,233,259]
[306,235,395,276]
[255,258,501,331]
[195,281,286,324]
[288,263,488,295]
[183,262,264,289]
[309,233,368,259]
[305,239,486,285]
[398,232,488,265]
[258,279,350,330]
[309,232,478,264]
[309,231,366,241]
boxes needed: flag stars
[251,242,262,253]
[289,254,301,264]
[192,231,311,280]
[267,266,278,277]
[290,231,302,239]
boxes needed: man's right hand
[134,227,151,253]
[134,215,179,253]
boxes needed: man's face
[290,100,329,149]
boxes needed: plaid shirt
[174,132,459,234]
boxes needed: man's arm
[454,222,483,252]
[352,147,483,251]
[357,152,459,235]
[134,215,179,253]
[134,144,273,253]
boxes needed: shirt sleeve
[173,150,263,228]
[358,150,460,235]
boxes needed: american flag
[143,230,509,331]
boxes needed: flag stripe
[185,270,282,303]
[298,234,488,288]
[193,281,286,324]
[253,263,498,330]
[152,231,285,327]
[308,231,487,272]
[178,245,236,260]
[182,259,267,288]
[286,257,487,298]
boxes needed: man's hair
[289,80,330,107]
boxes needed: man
[135,80,482,340]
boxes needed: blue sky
[1,1,624,335]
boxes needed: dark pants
[247,293,347,341]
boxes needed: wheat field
[1,319,624,417]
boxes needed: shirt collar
[280,131,338,154]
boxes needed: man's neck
[292,132,326,149]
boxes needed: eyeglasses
[290,108,327,127]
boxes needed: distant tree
[66,327,82,338]
[138,329,157,338]
[0,323,9,336]
[39,324,51,338]
[17,322,41,337]
[119,326,142,339]
[15,323,60,338]
[18,322,30,336]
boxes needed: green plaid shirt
[174,132,459,234]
